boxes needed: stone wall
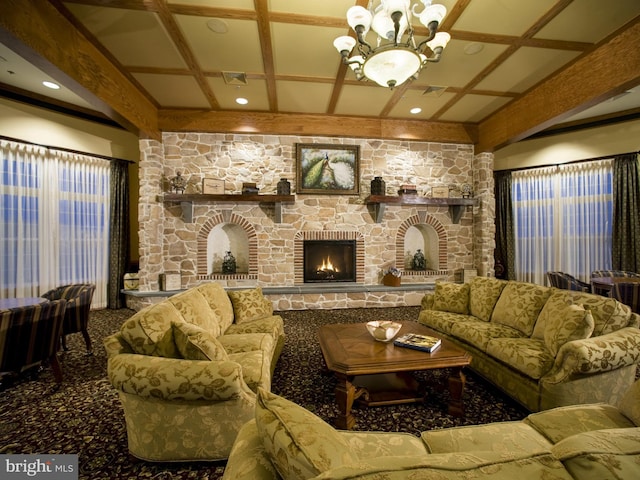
[135,133,495,310]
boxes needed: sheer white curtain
[0,139,110,307]
[512,159,613,285]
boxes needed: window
[512,160,612,285]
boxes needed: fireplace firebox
[303,240,356,283]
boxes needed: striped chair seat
[612,282,640,314]
[42,284,95,354]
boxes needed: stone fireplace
[133,133,496,311]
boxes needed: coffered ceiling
[1,0,639,152]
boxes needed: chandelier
[333,0,450,88]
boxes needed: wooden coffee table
[318,321,472,430]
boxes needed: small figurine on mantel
[412,249,427,270]
[222,251,237,274]
[169,172,188,194]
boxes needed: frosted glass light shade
[333,36,356,54]
[419,4,447,27]
[426,32,451,51]
[371,9,408,41]
[347,6,372,33]
[363,48,421,87]
[382,0,411,16]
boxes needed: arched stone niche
[197,211,257,280]
[396,213,448,274]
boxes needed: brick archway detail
[197,212,258,278]
[396,214,448,271]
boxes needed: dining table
[0,297,47,311]
[590,276,640,297]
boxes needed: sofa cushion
[418,310,472,336]
[551,428,640,480]
[120,302,181,358]
[485,338,554,380]
[196,282,235,333]
[450,318,525,352]
[421,421,552,455]
[538,290,632,337]
[432,282,470,314]
[172,321,229,361]
[543,304,594,356]
[218,332,275,355]
[225,315,285,343]
[229,351,271,393]
[532,289,571,339]
[491,281,552,336]
[254,388,357,480]
[469,276,508,322]
[228,287,274,324]
[618,380,640,426]
[168,288,223,337]
[340,431,428,459]
[524,404,636,443]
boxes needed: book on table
[393,333,441,353]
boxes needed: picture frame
[202,178,225,194]
[296,143,359,195]
[431,186,450,198]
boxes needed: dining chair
[591,270,640,278]
[0,299,67,384]
[611,282,640,314]
[546,272,591,292]
[41,284,96,354]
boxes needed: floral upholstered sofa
[104,283,284,462]
[221,381,640,479]
[418,276,640,411]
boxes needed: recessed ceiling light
[43,81,60,89]
[410,107,422,114]
[464,43,484,55]
[236,97,248,105]
[207,19,228,34]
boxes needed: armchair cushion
[544,305,594,356]
[228,288,274,324]
[120,302,181,358]
[172,321,228,361]
[433,282,469,314]
[254,388,357,480]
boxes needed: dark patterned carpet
[1,306,536,479]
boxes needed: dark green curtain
[494,170,516,280]
[612,153,640,273]
[108,160,130,309]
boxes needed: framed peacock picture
[296,144,360,195]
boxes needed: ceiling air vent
[222,71,248,86]
[423,86,447,97]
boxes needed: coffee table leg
[447,367,466,417]
[334,373,364,430]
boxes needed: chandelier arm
[422,46,444,63]
[354,25,373,55]
[416,21,438,50]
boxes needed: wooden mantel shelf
[365,195,477,223]
[160,193,295,223]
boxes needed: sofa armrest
[543,327,640,384]
[421,293,434,310]
[107,353,255,402]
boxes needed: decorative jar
[371,176,385,195]
[277,178,291,195]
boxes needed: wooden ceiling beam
[158,110,476,144]
[0,0,160,140]
[476,17,640,153]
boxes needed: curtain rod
[497,150,639,174]
[0,134,136,164]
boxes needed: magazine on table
[393,333,441,352]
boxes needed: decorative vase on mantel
[371,176,385,196]
[382,273,401,287]
[277,178,291,195]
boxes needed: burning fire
[318,257,339,273]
